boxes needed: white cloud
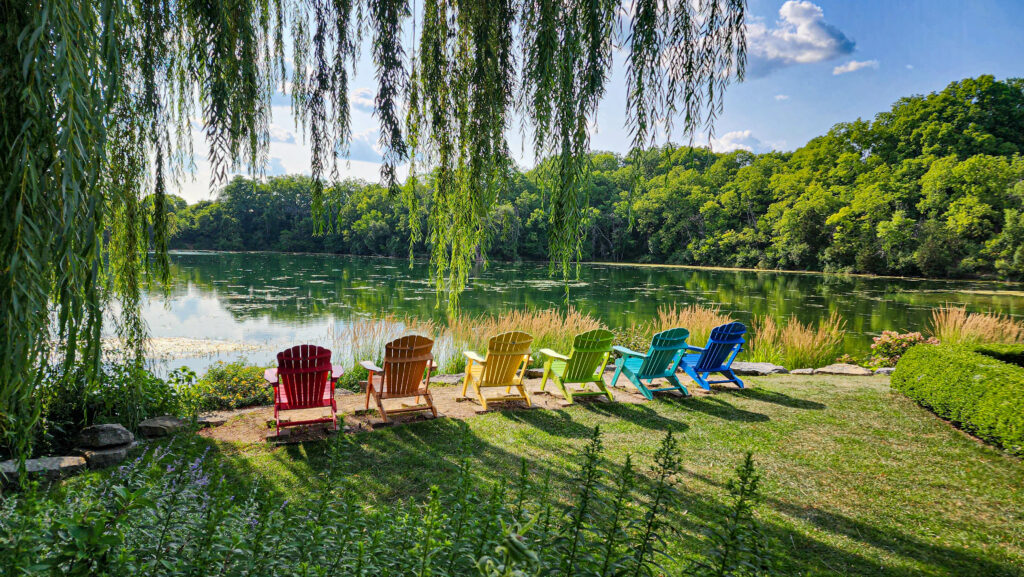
[269,125,296,144]
[747,1,855,76]
[905,64,914,70]
[350,87,375,113]
[832,59,879,75]
[346,129,384,163]
[774,94,790,101]
[711,130,770,153]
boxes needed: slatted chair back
[382,335,434,397]
[277,345,333,409]
[638,328,690,376]
[562,329,614,381]
[480,331,533,386]
[694,322,746,372]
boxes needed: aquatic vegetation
[928,305,1024,345]
[747,312,846,369]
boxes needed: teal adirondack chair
[611,328,691,399]
[678,322,746,390]
[539,329,615,403]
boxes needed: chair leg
[667,374,691,397]
[597,376,615,401]
[628,373,654,400]
[611,360,624,389]
[461,371,472,397]
[540,359,552,392]
[555,375,573,404]
[425,392,438,417]
[474,382,488,411]
[375,393,390,423]
[725,370,744,388]
[519,384,532,407]
[682,365,711,391]
[365,379,373,409]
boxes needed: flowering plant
[870,331,939,367]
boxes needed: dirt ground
[198,370,703,444]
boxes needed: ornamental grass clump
[652,304,733,347]
[748,313,846,369]
[0,430,767,576]
[928,305,1024,345]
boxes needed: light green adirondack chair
[539,329,616,403]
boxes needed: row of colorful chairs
[264,322,747,434]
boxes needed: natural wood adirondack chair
[539,329,615,403]
[611,327,691,399]
[360,335,438,422]
[264,345,343,435]
[462,331,534,410]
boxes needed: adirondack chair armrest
[331,365,344,380]
[463,351,486,365]
[359,360,384,373]
[538,348,570,361]
[612,345,647,358]
[263,368,278,385]
[685,345,705,353]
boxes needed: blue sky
[175,0,1024,203]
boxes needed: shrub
[929,305,1024,345]
[0,430,767,576]
[892,343,1024,455]
[971,343,1024,367]
[869,331,938,367]
[36,363,183,455]
[747,312,846,369]
[194,361,272,410]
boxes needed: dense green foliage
[892,343,1024,455]
[36,364,185,455]
[1,0,745,460]
[970,343,1024,367]
[170,76,1024,279]
[0,430,769,576]
[192,362,274,411]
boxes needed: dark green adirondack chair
[539,329,615,403]
[611,327,691,399]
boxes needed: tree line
[166,76,1024,280]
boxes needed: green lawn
[123,375,1024,576]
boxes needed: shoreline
[168,249,1024,288]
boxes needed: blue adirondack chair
[611,328,692,399]
[677,322,747,390]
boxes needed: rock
[815,363,874,376]
[431,373,465,385]
[77,442,137,470]
[1,456,87,482]
[524,368,544,379]
[790,368,815,375]
[875,367,896,376]
[197,415,227,428]
[75,424,133,448]
[139,416,186,438]
[730,362,788,376]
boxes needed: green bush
[37,363,183,455]
[892,344,1024,455]
[972,343,1024,367]
[194,361,272,410]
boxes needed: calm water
[140,251,1024,369]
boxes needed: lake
[137,251,1024,371]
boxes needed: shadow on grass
[732,387,826,410]
[577,400,690,432]
[662,395,770,422]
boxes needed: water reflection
[146,251,1024,359]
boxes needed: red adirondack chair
[263,345,343,435]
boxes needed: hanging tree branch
[0,0,745,459]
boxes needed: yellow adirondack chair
[462,331,533,410]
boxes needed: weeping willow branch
[0,0,744,458]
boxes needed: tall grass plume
[748,312,846,369]
[928,305,1024,345]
